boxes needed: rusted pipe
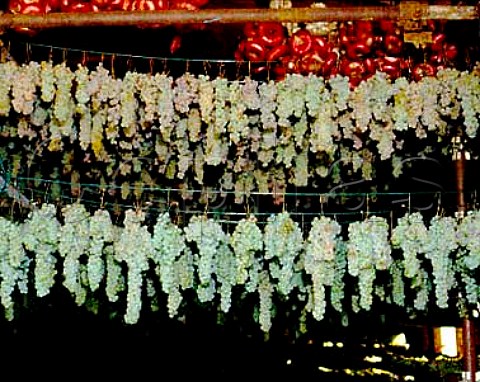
[455,139,477,382]
[0,8,398,29]
[0,5,477,30]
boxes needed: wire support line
[152,208,395,218]
[13,40,243,65]
[11,186,397,222]
[14,176,459,198]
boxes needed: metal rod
[0,5,478,30]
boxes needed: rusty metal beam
[0,5,478,30]
[455,137,477,382]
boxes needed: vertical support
[454,137,476,382]
[463,317,477,382]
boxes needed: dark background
[0,1,479,380]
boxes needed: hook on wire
[436,191,443,216]
[218,61,225,78]
[149,58,155,75]
[162,57,169,75]
[235,60,243,81]
[320,193,328,216]
[363,194,370,220]
[203,59,211,77]
[100,188,106,210]
[25,42,32,63]
[111,54,116,79]
[203,188,209,218]
[127,55,133,72]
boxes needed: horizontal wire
[14,40,248,65]
[15,176,457,198]
[12,182,436,227]
[15,189,395,226]
[16,189,394,216]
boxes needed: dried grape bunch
[347,216,392,311]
